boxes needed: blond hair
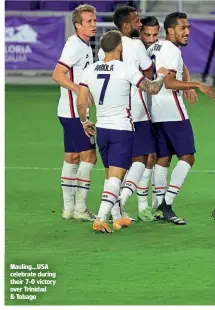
[72,4,96,30]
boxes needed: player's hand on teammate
[157,67,170,77]
[82,120,96,137]
[183,89,199,104]
[198,83,215,100]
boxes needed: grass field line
[5,166,215,173]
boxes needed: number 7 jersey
[79,60,144,131]
[147,39,189,122]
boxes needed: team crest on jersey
[86,54,89,58]
[89,136,95,145]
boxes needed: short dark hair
[140,16,160,31]
[164,12,187,34]
[100,30,122,53]
[113,6,137,30]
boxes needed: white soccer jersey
[57,34,93,118]
[98,36,152,122]
[147,39,189,122]
[79,60,144,131]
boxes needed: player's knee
[81,150,97,165]
[180,154,195,167]
[64,152,80,164]
[156,156,171,167]
[146,153,156,168]
[132,155,147,165]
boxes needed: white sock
[120,162,145,207]
[154,164,168,206]
[165,160,191,205]
[61,161,78,212]
[75,161,94,213]
[120,171,128,193]
[103,178,122,221]
[97,177,121,222]
[151,167,158,209]
[137,168,152,212]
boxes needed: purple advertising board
[5,16,65,70]
[181,19,215,74]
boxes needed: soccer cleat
[93,219,112,233]
[113,218,131,230]
[122,212,136,222]
[153,209,165,221]
[137,207,156,221]
[156,201,187,225]
[212,209,215,219]
[118,197,136,222]
[62,210,74,220]
[73,208,96,222]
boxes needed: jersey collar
[77,35,90,46]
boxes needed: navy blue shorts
[132,121,155,157]
[59,117,96,153]
[96,127,134,169]
[153,119,196,158]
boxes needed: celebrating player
[137,16,198,220]
[99,6,157,221]
[147,12,215,225]
[52,4,97,221]
[78,30,169,233]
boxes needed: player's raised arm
[137,67,169,94]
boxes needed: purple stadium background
[5,14,215,73]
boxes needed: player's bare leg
[61,152,80,219]
[137,153,157,221]
[74,149,97,221]
[93,166,131,233]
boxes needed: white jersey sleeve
[124,65,144,87]
[134,40,152,71]
[59,36,80,67]
[156,42,181,72]
[98,48,105,61]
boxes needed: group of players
[53,4,215,233]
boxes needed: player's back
[81,60,140,131]
[98,36,152,122]
[147,39,188,122]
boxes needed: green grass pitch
[5,85,215,305]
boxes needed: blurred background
[5,0,215,85]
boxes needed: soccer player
[52,4,97,221]
[137,16,198,219]
[147,12,215,225]
[136,16,161,218]
[78,30,169,233]
[98,6,156,221]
